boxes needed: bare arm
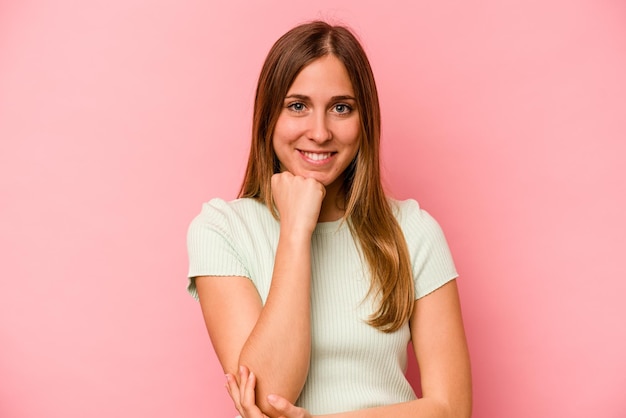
[196,235,311,416]
[321,279,472,418]
[196,173,325,417]
[231,280,472,418]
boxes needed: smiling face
[272,54,361,196]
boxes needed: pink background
[1,1,625,417]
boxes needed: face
[272,54,360,193]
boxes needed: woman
[187,21,472,418]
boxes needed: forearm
[319,397,469,418]
[238,230,312,411]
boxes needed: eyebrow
[284,94,356,101]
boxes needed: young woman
[187,21,472,418]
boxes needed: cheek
[273,116,303,142]
[339,120,361,147]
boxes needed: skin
[272,54,361,222]
[195,55,472,418]
[227,280,471,418]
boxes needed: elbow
[446,372,473,418]
[445,394,473,418]
[451,402,472,418]
[432,401,471,418]
[232,364,297,418]
[430,390,471,418]
[253,383,293,418]
[256,394,280,418]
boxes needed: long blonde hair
[239,21,414,332]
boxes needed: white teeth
[302,151,332,161]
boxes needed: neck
[318,179,346,222]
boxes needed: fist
[271,172,325,235]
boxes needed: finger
[247,371,256,395]
[239,365,261,415]
[267,394,305,418]
[239,366,249,405]
[245,371,258,406]
[240,369,251,408]
[225,373,243,413]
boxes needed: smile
[300,151,335,163]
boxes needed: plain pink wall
[1,1,625,417]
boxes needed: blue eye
[334,104,351,114]
[288,102,306,112]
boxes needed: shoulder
[389,197,421,219]
[194,197,267,219]
[187,197,280,250]
[388,197,451,256]
[189,197,269,231]
[388,197,458,297]
[389,198,439,232]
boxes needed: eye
[287,102,306,112]
[333,104,352,114]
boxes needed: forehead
[287,55,354,95]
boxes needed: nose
[307,111,332,143]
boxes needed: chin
[311,175,336,186]
[290,170,329,184]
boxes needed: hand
[271,172,325,236]
[265,394,312,418]
[225,367,268,418]
[226,366,313,418]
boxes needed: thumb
[267,394,299,416]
